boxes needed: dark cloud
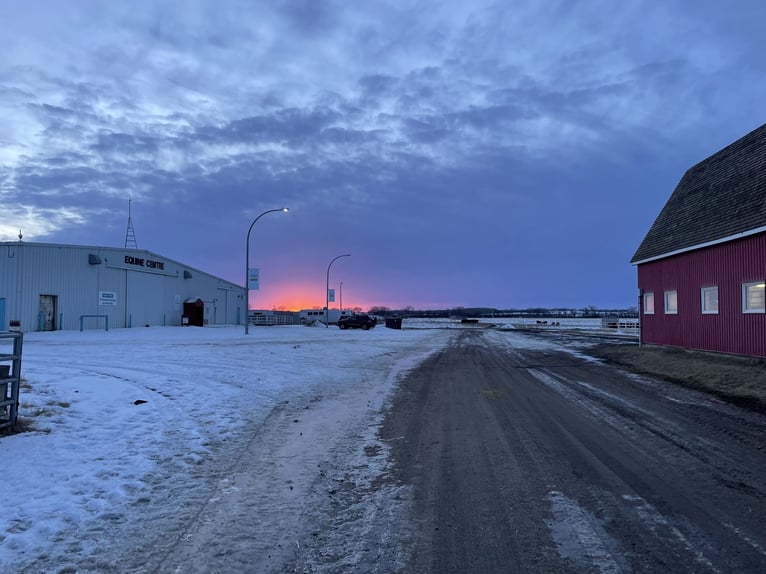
[196,107,342,145]
[90,132,160,156]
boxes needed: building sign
[99,291,117,306]
[124,255,165,270]
[328,288,335,302]
[248,268,260,290]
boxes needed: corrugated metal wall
[637,233,766,357]
[0,243,245,331]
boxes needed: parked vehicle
[299,308,353,326]
[337,314,377,330]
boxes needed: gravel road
[379,328,766,573]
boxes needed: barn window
[643,292,654,314]
[664,290,678,314]
[701,286,718,314]
[742,282,765,313]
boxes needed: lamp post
[245,208,289,334]
[326,254,350,327]
[340,281,343,312]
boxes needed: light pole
[245,208,289,334]
[326,254,350,327]
[339,281,343,312]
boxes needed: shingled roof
[631,123,766,264]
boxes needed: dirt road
[380,329,766,573]
[98,327,765,573]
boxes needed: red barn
[631,124,766,357]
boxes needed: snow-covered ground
[405,316,625,328]
[1,324,453,572]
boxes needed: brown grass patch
[587,343,766,413]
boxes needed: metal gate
[0,332,23,433]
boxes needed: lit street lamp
[245,208,289,334]
[326,254,350,327]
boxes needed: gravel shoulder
[584,339,766,414]
[507,325,766,413]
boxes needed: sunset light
[249,281,371,312]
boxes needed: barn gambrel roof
[631,123,766,264]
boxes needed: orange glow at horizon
[249,281,375,312]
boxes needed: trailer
[299,308,353,326]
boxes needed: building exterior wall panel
[637,232,766,357]
[0,242,244,331]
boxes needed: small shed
[631,123,766,357]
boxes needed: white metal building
[0,241,245,331]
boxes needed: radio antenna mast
[124,198,138,248]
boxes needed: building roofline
[631,225,766,266]
[0,240,155,253]
[630,123,766,263]
[0,240,244,290]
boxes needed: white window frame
[664,290,678,315]
[643,291,654,315]
[742,281,765,314]
[701,286,719,314]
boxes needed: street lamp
[326,254,350,327]
[340,281,343,312]
[245,208,289,334]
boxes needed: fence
[1,331,23,433]
[249,311,299,326]
[80,314,109,332]
[601,316,640,335]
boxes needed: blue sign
[248,268,260,290]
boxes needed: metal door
[39,295,57,331]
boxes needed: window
[664,290,678,314]
[701,286,718,314]
[742,282,765,313]
[643,292,654,314]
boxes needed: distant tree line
[367,305,639,318]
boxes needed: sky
[1,1,765,311]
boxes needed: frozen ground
[0,323,453,572]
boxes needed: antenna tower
[124,199,138,248]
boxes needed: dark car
[337,314,377,330]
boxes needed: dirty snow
[1,318,631,572]
[1,323,451,572]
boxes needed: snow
[1,324,452,572]
[2,318,632,571]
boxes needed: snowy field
[404,317,609,329]
[405,316,639,335]
[1,324,454,572]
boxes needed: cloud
[2,1,766,308]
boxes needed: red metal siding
[637,232,766,357]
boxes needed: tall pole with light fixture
[245,208,289,334]
[326,254,350,327]
[340,281,343,312]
